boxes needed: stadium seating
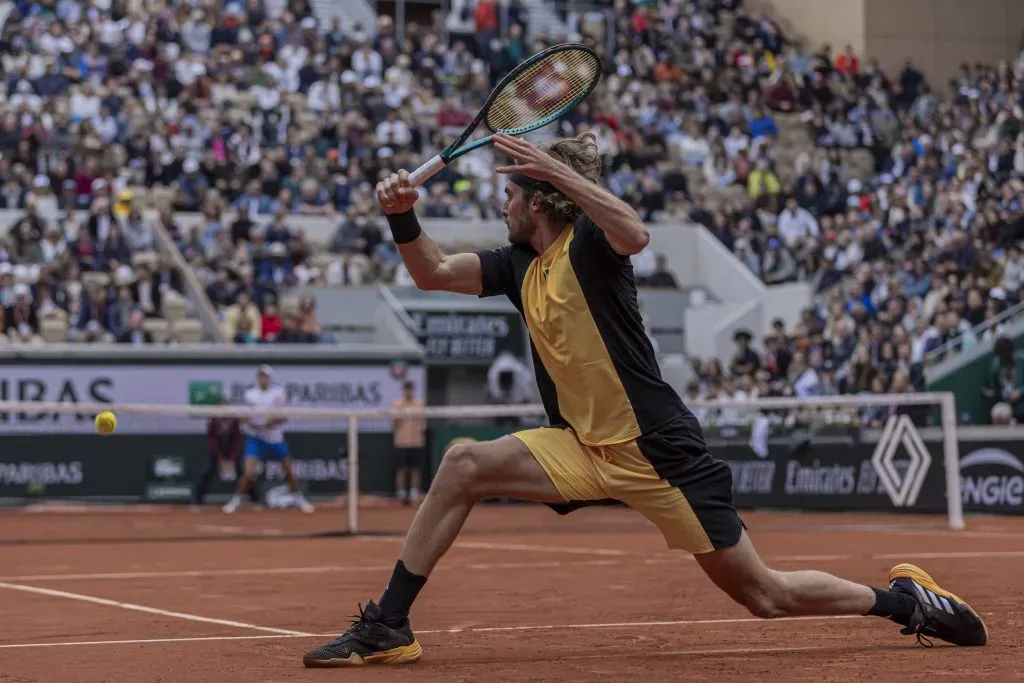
[2,0,1021,410]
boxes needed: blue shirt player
[223,365,314,514]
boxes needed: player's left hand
[494,134,563,182]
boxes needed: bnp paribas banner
[0,362,424,435]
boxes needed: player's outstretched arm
[551,169,650,256]
[494,133,649,256]
[376,171,484,296]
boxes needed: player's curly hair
[530,132,603,224]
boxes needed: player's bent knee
[434,443,482,499]
[736,572,793,619]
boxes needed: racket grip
[408,154,446,187]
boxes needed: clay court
[1,504,1022,682]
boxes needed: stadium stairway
[310,0,377,36]
[518,0,569,40]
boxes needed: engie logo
[960,448,1024,507]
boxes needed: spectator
[295,296,323,342]
[729,330,761,377]
[223,291,263,341]
[233,315,260,345]
[206,269,236,309]
[983,337,1024,423]
[107,287,137,339]
[777,196,820,248]
[117,310,153,345]
[261,302,283,343]
[5,284,38,338]
[645,254,679,289]
[276,313,316,343]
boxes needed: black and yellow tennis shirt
[476,214,705,453]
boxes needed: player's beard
[506,204,535,246]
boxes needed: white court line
[0,565,396,582]
[0,582,312,637]
[466,559,621,570]
[871,550,1024,560]
[455,541,627,556]
[0,634,305,649]
[357,536,628,556]
[5,547,1024,583]
[444,614,860,634]
[195,524,246,534]
[0,614,857,650]
[881,529,1024,539]
[194,524,285,536]
[560,644,830,660]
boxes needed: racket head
[483,43,602,136]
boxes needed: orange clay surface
[1,503,1022,682]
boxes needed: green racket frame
[407,43,602,187]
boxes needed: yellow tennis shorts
[513,423,744,554]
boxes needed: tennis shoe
[888,563,988,646]
[302,601,422,667]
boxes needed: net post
[347,414,359,535]
[939,392,965,530]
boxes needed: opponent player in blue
[223,365,314,514]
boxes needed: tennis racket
[407,43,602,187]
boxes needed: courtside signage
[959,448,1024,508]
[0,364,425,434]
[870,414,932,507]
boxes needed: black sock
[378,560,427,625]
[866,586,917,624]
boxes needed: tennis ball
[95,411,117,435]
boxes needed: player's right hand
[376,170,419,215]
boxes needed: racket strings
[486,49,601,133]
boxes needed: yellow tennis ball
[95,411,117,435]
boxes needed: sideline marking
[0,615,858,650]
[0,565,396,582]
[0,582,311,636]
[196,524,285,536]
[454,540,627,556]
[5,549,1024,583]
[359,536,628,556]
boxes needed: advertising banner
[0,432,398,502]
[403,308,526,364]
[718,437,1024,516]
[0,363,425,434]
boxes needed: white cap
[258,364,273,377]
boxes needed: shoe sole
[889,563,989,646]
[302,640,423,667]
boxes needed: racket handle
[408,154,446,187]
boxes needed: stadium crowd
[0,0,1021,414]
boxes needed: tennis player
[223,365,314,514]
[302,133,987,666]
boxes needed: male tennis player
[223,365,314,514]
[302,133,987,666]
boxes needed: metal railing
[151,214,227,343]
[923,300,1024,366]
